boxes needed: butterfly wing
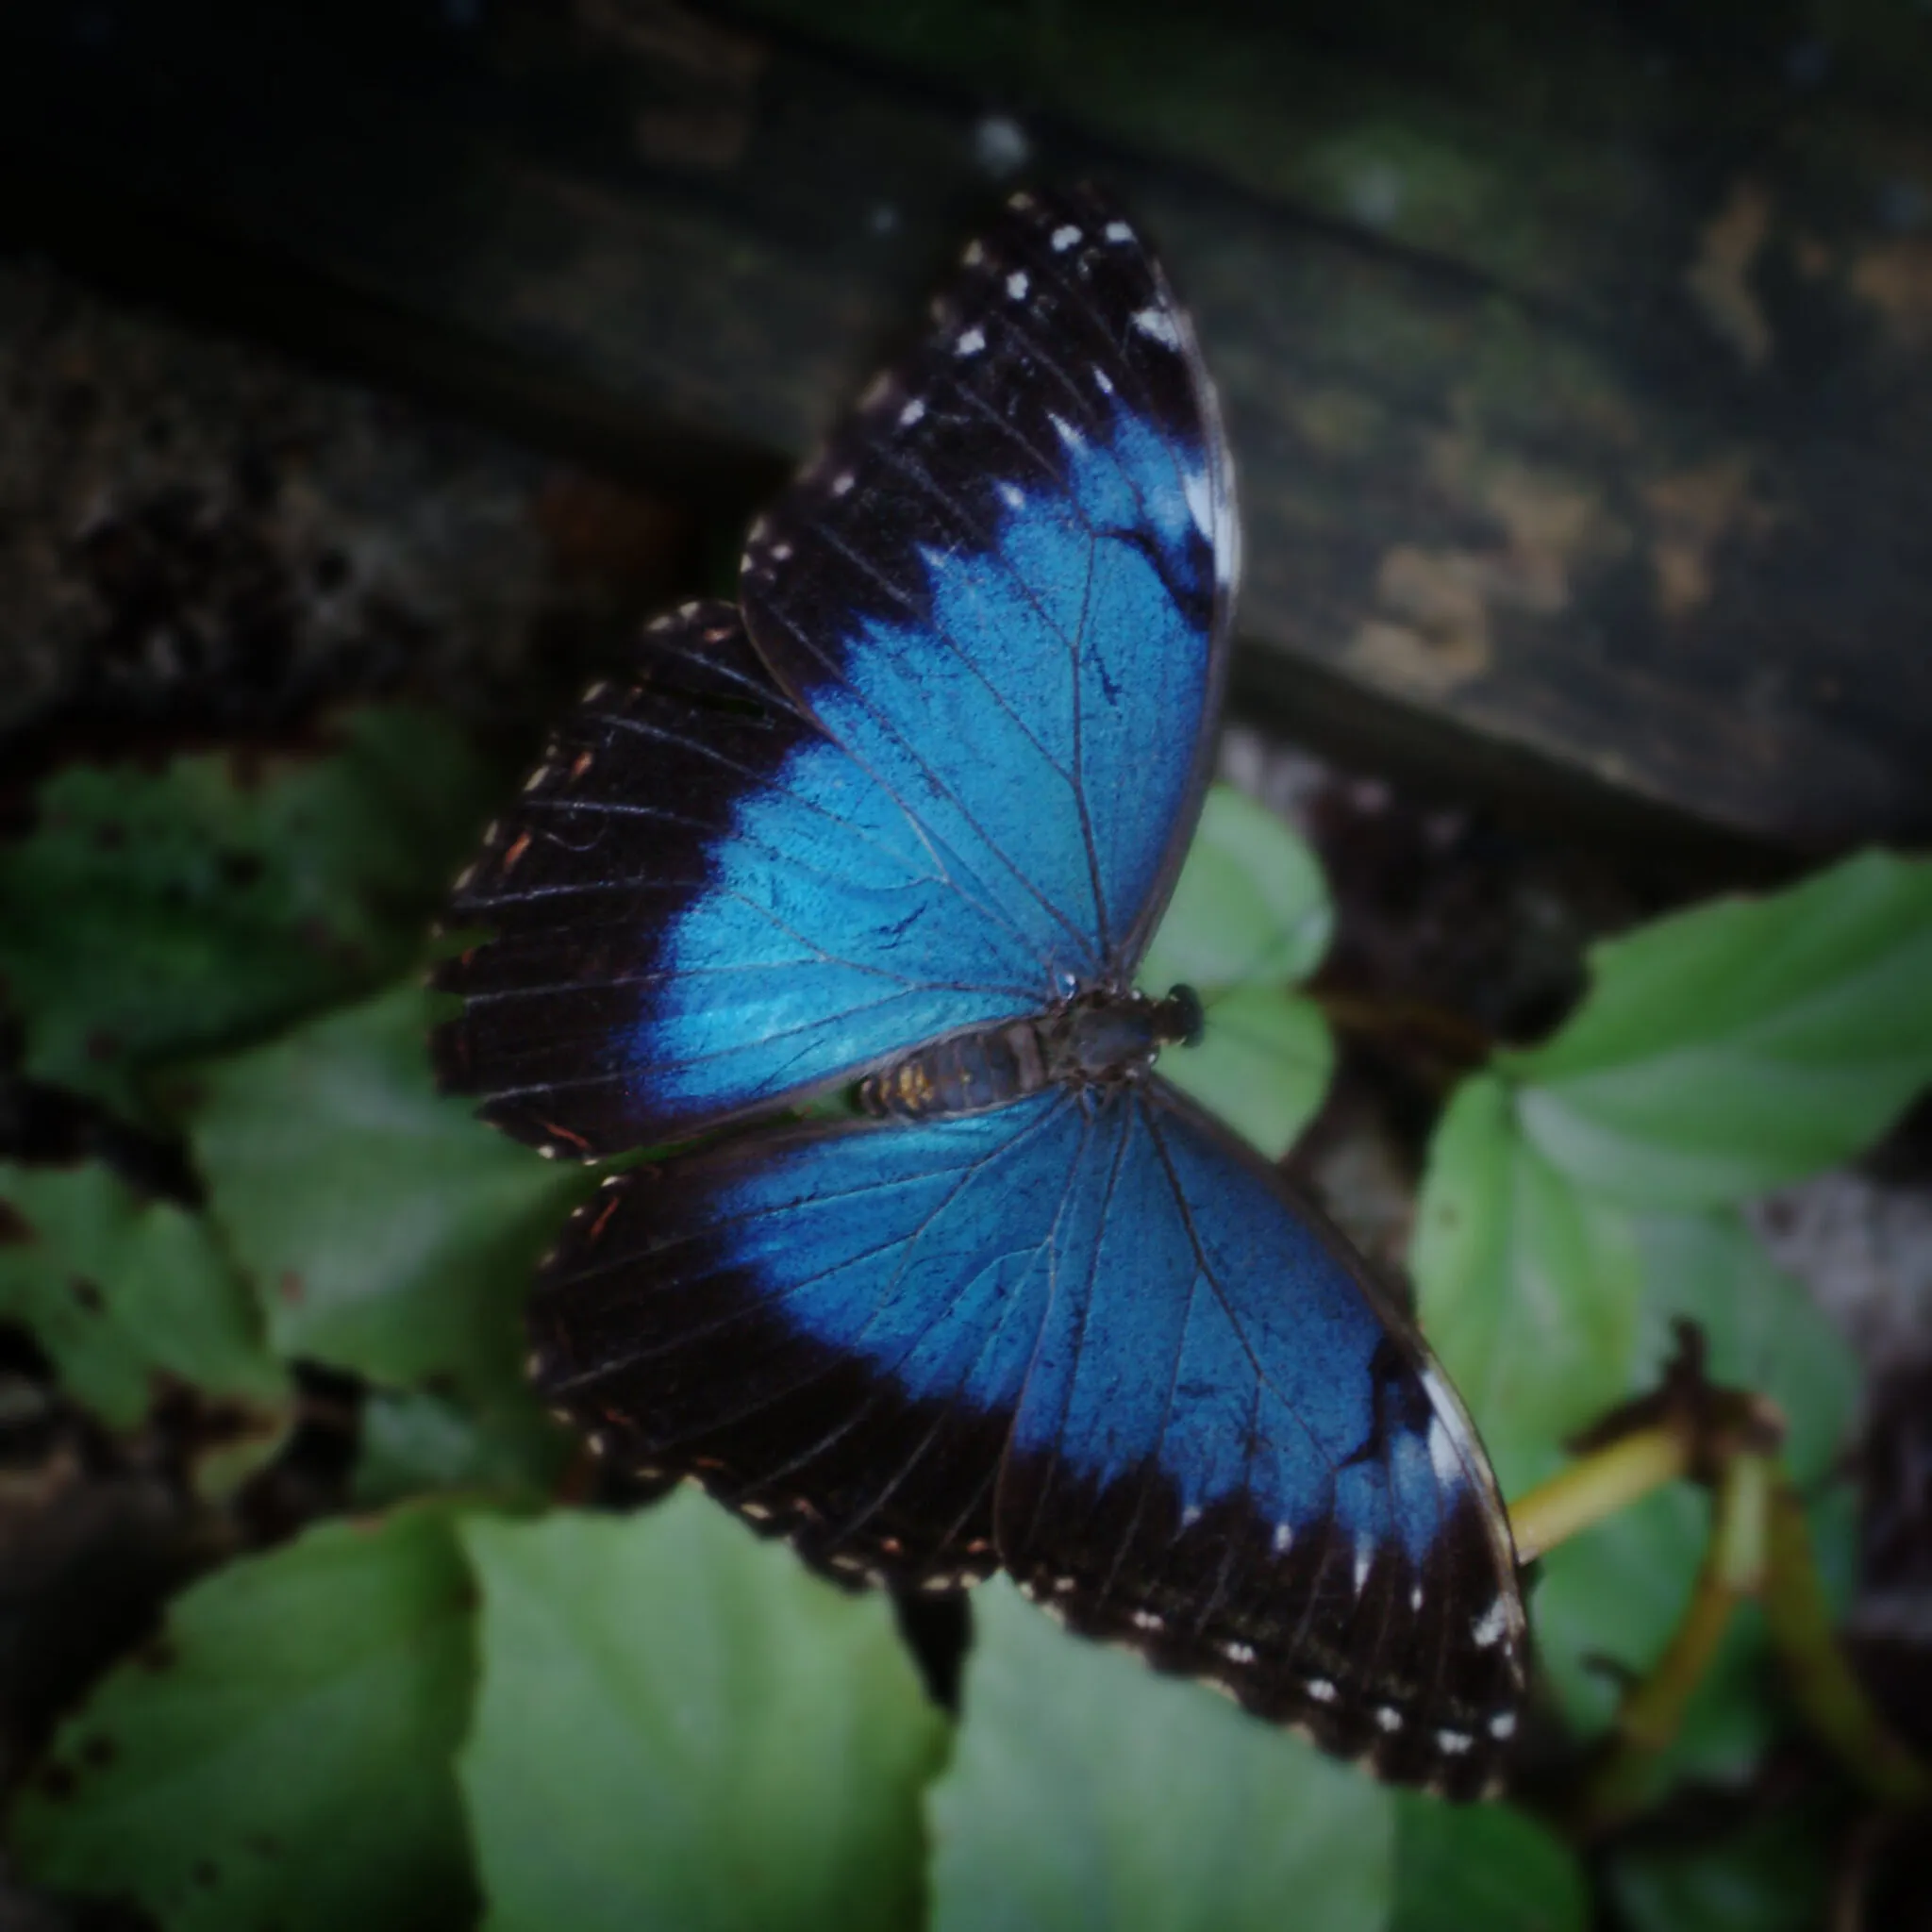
[432,603,1046,1154]
[529,1079,1525,1796]
[526,1093,1084,1582]
[741,184,1238,982]
[433,186,1236,1151]
[995,1077,1526,1795]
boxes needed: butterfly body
[858,984,1201,1119]
[434,187,1528,1796]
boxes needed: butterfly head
[1156,982,1206,1050]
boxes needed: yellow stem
[1507,1424,1691,1564]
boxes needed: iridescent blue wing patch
[432,603,1044,1154]
[995,1078,1525,1791]
[530,1079,1524,1796]
[433,185,1235,1150]
[741,186,1237,979]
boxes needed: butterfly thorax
[858,986,1203,1121]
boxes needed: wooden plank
[1,1,1927,852]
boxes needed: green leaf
[929,1581,1392,1932]
[12,1504,479,1931]
[1411,1074,1643,1496]
[1420,1064,1864,1774]
[0,707,499,1111]
[1157,985,1334,1159]
[1141,785,1333,994]
[0,1161,285,1431]
[353,1388,571,1510]
[1632,1209,1859,1490]
[1528,1485,1772,1776]
[1530,1208,1863,1777]
[186,981,594,1416]
[458,1494,948,1932]
[1391,1793,1587,1932]
[1138,786,1337,1157]
[1503,851,1932,1208]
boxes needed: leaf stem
[1570,1451,1770,1832]
[1763,1474,1932,1808]
[1506,1423,1690,1564]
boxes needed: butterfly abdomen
[858,988,1202,1120]
[858,1017,1050,1119]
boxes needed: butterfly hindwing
[741,185,1238,980]
[529,1081,1525,1796]
[431,601,1045,1154]
[527,1095,1084,1582]
[994,1079,1526,1795]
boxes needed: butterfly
[431,185,1527,1796]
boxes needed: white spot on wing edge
[1272,1522,1293,1556]
[996,482,1024,511]
[1427,1413,1466,1490]
[1006,269,1029,300]
[1489,1710,1518,1740]
[1472,1596,1509,1649]
[1104,219,1134,243]
[1435,1728,1474,1756]
[1352,1539,1372,1597]
[1305,1676,1338,1705]
[1374,1706,1403,1734]
[955,325,986,358]
[1131,304,1182,347]
[1181,465,1213,540]
[1092,367,1114,395]
[830,471,856,497]
[1049,413,1086,451]
[1214,517,1239,593]
[898,397,926,427]
[1421,1364,1477,1486]
[1220,1639,1256,1664]
[1050,224,1081,251]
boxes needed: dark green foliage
[13,1506,481,1932]
[1,709,1921,1927]
[0,708,500,1115]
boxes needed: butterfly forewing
[435,189,1236,1148]
[431,601,1045,1154]
[741,185,1238,979]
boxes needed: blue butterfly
[432,186,1526,1795]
